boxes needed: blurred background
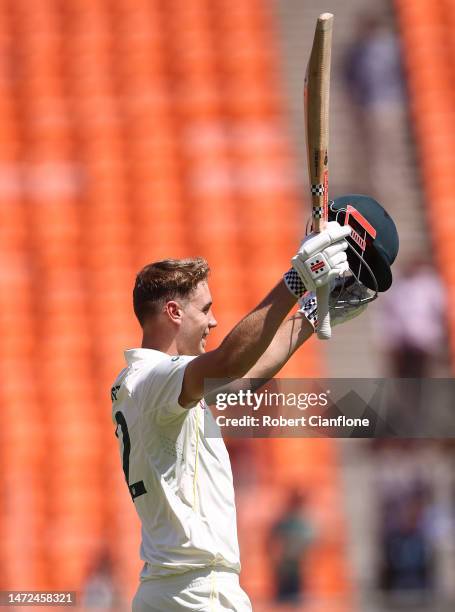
[1,0,455,610]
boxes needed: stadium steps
[395,0,455,367]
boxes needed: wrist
[299,310,316,335]
[283,268,307,298]
[298,293,318,331]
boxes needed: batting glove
[298,280,369,331]
[288,221,351,295]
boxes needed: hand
[298,278,369,331]
[291,221,351,293]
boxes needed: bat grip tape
[316,284,331,339]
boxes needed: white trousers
[132,567,253,611]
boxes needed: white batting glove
[290,221,351,294]
[298,281,369,331]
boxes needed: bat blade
[304,12,334,339]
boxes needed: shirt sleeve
[133,355,197,424]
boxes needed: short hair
[133,257,210,326]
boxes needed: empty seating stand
[0,0,352,606]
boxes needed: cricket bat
[304,13,333,339]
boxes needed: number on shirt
[114,411,147,501]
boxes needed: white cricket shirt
[111,348,241,580]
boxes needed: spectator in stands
[343,13,406,201]
[375,257,447,377]
[379,482,435,598]
[81,550,122,609]
[269,488,315,605]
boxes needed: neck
[141,329,178,356]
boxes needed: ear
[165,300,184,324]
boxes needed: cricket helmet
[328,194,399,292]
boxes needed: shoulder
[125,349,197,411]
[132,351,196,381]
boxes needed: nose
[209,312,217,328]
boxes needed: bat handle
[316,283,331,339]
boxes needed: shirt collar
[124,348,166,365]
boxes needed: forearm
[216,279,296,378]
[246,311,314,379]
[202,312,313,405]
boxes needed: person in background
[375,257,447,378]
[379,481,435,599]
[81,550,122,609]
[343,13,406,201]
[269,489,315,605]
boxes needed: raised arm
[246,311,314,379]
[179,222,350,407]
[180,280,295,406]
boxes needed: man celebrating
[112,222,351,611]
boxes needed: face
[175,281,217,355]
